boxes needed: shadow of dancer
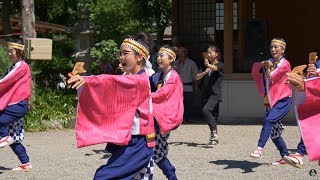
[210,160,267,173]
[169,141,206,148]
[0,166,11,174]
[84,150,112,159]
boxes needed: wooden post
[224,0,233,73]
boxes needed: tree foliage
[90,39,119,74]
[90,39,118,62]
[0,46,11,76]
[130,0,172,42]
[0,0,172,131]
[32,35,74,88]
[5,0,172,43]
[34,0,79,26]
[83,0,152,43]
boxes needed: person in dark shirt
[196,45,224,147]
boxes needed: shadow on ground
[210,160,268,173]
[169,141,206,148]
[0,166,11,174]
[287,148,298,153]
[184,115,298,126]
[84,150,112,159]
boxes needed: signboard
[25,38,52,60]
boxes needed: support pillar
[224,0,233,73]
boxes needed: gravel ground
[1,123,319,180]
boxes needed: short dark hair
[208,45,221,61]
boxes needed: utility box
[25,38,53,60]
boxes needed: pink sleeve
[270,60,291,85]
[251,62,264,97]
[76,74,151,148]
[0,66,27,94]
[152,72,184,134]
[303,77,320,108]
[151,82,172,103]
[296,77,320,162]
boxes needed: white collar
[163,69,172,84]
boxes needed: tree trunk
[21,0,36,40]
[1,0,12,36]
[21,0,37,107]
[156,24,166,43]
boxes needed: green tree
[0,46,11,76]
[8,0,80,27]
[90,39,118,62]
[131,0,172,42]
[32,35,74,88]
[9,0,171,43]
[34,0,80,26]
[84,0,150,44]
[90,39,119,74]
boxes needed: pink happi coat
[295,77,320,163]
[0,60,31,111]
[252,58,292,108]
[76,73,154,148]
[152,70,184,134]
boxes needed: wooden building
[172,0,319,121]
[0,16,66,36]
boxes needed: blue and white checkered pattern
[133,157,154,180]
[8,118,25,143]
[270,121,284,139]
[153,128,170,163]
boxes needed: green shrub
[32,35,74,88]
[90,39,119,74]
[0,46,11,76]
[0,37,78,132]
[24,88,77,131]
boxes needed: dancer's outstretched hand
[67,74,85,89]
[286,73,305,92]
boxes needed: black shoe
[205,140,219,148]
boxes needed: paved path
[1,124,319,180]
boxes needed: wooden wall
[256,1,320,67]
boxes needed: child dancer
[283,58,320,168]
[196,46,224,147]
[251,38,291,165]
[0,39,32,171]
[150,45,183,180]
[286,66,320,167]
[69,32,156,179]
